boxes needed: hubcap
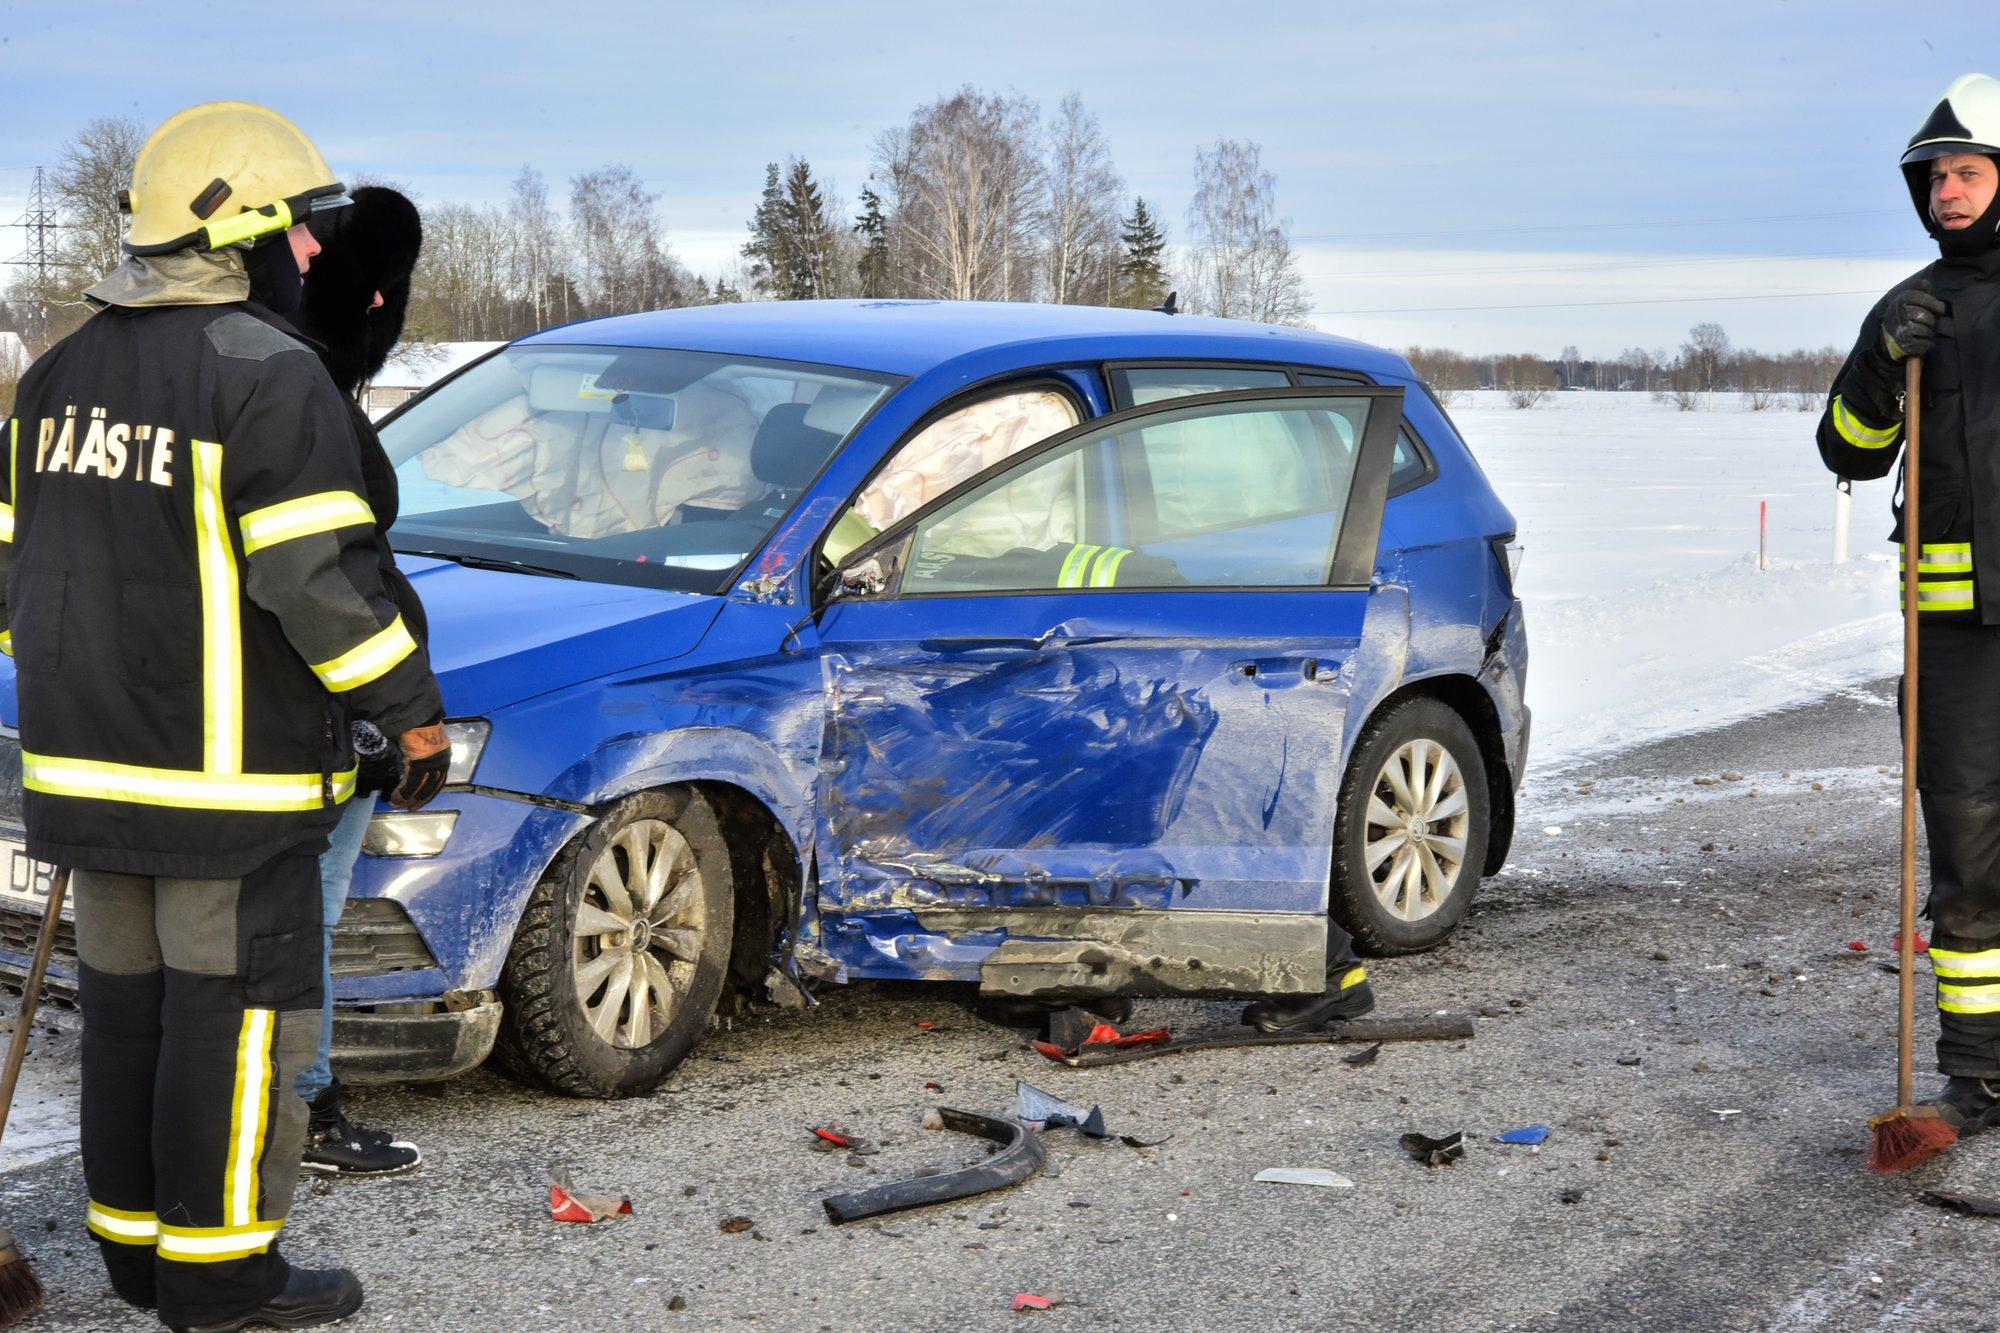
[1363,739,1469,923]
[571,819,705,1049]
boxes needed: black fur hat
[297,186,422,395]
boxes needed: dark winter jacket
[0,251,444,877]
[1817,247,2000,622]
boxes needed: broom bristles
[1867,1110,1960,1173]
[0,1232,43,1328]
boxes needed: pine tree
[855,185,892,298]
[743,163,789,299]
[782,159,838,300]
[1118,197,1168,309]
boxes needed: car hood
[404,557,723,715]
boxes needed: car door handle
[1235,657,1337,684]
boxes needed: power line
[1311,288,1885,317]
[5,167,58,291]
[1288,207,1903,245]
[1299,247,1925,282]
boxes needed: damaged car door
[812,387,1404,999]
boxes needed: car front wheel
[1328,697,1490,956]
[494,788,734,1098]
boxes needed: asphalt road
[7,677,2000,1331]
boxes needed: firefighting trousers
[1914,620,2000,1077]
[71,851,322,1326]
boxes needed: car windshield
[379,344,899,594]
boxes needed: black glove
[391,722,451,812]
[351,722,405,798]
[1882,279,1949,361]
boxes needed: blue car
[0,300,1527,1098]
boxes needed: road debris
[823,1108,1046,1225]
[1559,1187,1587,1205]
[1014,1080,1170,1147]
[1496,1126,1552,1146]
[1918,1190,2000,1218]
[1032,1019,1172,1062]
[1342,1042,1383,1067]
[1036,1016,1474,1068]
[1400,1130,1466,1167]
[1253,1168,1355,1190]
[548,1174,633,1223]
[1710,1109,1743,1119]
[718,1215,754,1234]
[1012,1293,1056,1312]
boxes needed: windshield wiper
[397,549,579,580]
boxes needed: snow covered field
[1452,390,1901,773]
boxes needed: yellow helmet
[122,101,349,254]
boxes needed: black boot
[1241,966,1376,1033]
[302,1080,420,1178]
[171,1267,363,1332]
[1921,1076,2000,1135]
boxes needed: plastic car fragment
[1495,1125,1552,1146]
[1400,1130,1466,1167]
[1036,1016,1475,1068]
[821,1107,1046,1225]
[1253,1168,1355,1190]
[548,1173,634,1223]
[1919,1190,2000,1218]
[1013,1080,1172,1148]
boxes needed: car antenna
[1153,291,1178,316]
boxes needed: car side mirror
[832,556,889,600]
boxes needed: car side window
[1298,371,1430,490]
[1114,366,1290,404]
[902,396,1380,594]
[823,388,1080,564]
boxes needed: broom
[1867,356,1961,1172]
[0,865,68,1323]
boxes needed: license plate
[0,833,63,921]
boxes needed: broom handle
[0,867,68,1146]
[1899,356,1923,1110]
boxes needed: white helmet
[1901,73,2000,237]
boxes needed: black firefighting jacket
[1818,248,2000,622]
[0,270,443,877]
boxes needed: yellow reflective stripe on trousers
[157,1221,284,1264]
[193,441,242,774]
[0,631,11,658]
[1938,983,2000,1015]
[225,1008,274,1228]
[1056,545,1101,588]
[1088,547,1132,588]
[1932,947,2000,979]
[23,753,356,812]
[238,490,374,555]
[1898,579,1976,611]
[0,503,12,543]
[86,1202,159,1245]
[1898,542,1974,575]
[312,616,417,692]
[1832,395,1901,449]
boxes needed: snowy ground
[1451,390,1900,774]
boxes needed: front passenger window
[823,389,1080,563]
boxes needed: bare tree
[1041,94,1123,305]
[1181,139,1309,325]
[1403,346,1476,405]
[569,165,694,318]
[50,117,146,288]
[873,87,1045,301]
[1493,352,1556,408]
[1681,322,1731,396]
[507,166,566,329]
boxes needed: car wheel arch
[1352,673,1514,877]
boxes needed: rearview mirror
[832,556,888,600]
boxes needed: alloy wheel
[1363,739,1470,923]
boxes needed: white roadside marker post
[1759,500,1768,572]
[1833,478,1852,565]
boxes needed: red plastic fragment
[1081,1023,1170,1050]
[924,1080,943,1091]
[917,1020,936,1030]
[549,1180,634,1223]
[1012,1293,1054,1312]
[1893,931,1931,954]
[812,1127,853,1148]
[1848,940,1869,952]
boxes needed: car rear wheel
[1328,697,1490,956]
[493,788,733,1098]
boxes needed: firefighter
[0,102,449,1330]
[1817,73,2000,1137]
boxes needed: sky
[0,0,1991,356]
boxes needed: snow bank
[1452,392,1900,773]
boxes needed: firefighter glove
[391,723,450,811]
[351,721,405,798]
[1883,280,1949,361]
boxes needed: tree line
[2,87,1307,356]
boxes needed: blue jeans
[295,796,373,1102]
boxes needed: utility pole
[6,167,63,348]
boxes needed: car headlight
[363,810,459,858]
[444,718,490,785]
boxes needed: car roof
[518,299,1410,382]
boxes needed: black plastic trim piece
[821,1107,1047,1224]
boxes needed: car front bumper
[331,993,503,1085]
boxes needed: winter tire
[493,788,734,1098]
[1328,697,1490,956]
